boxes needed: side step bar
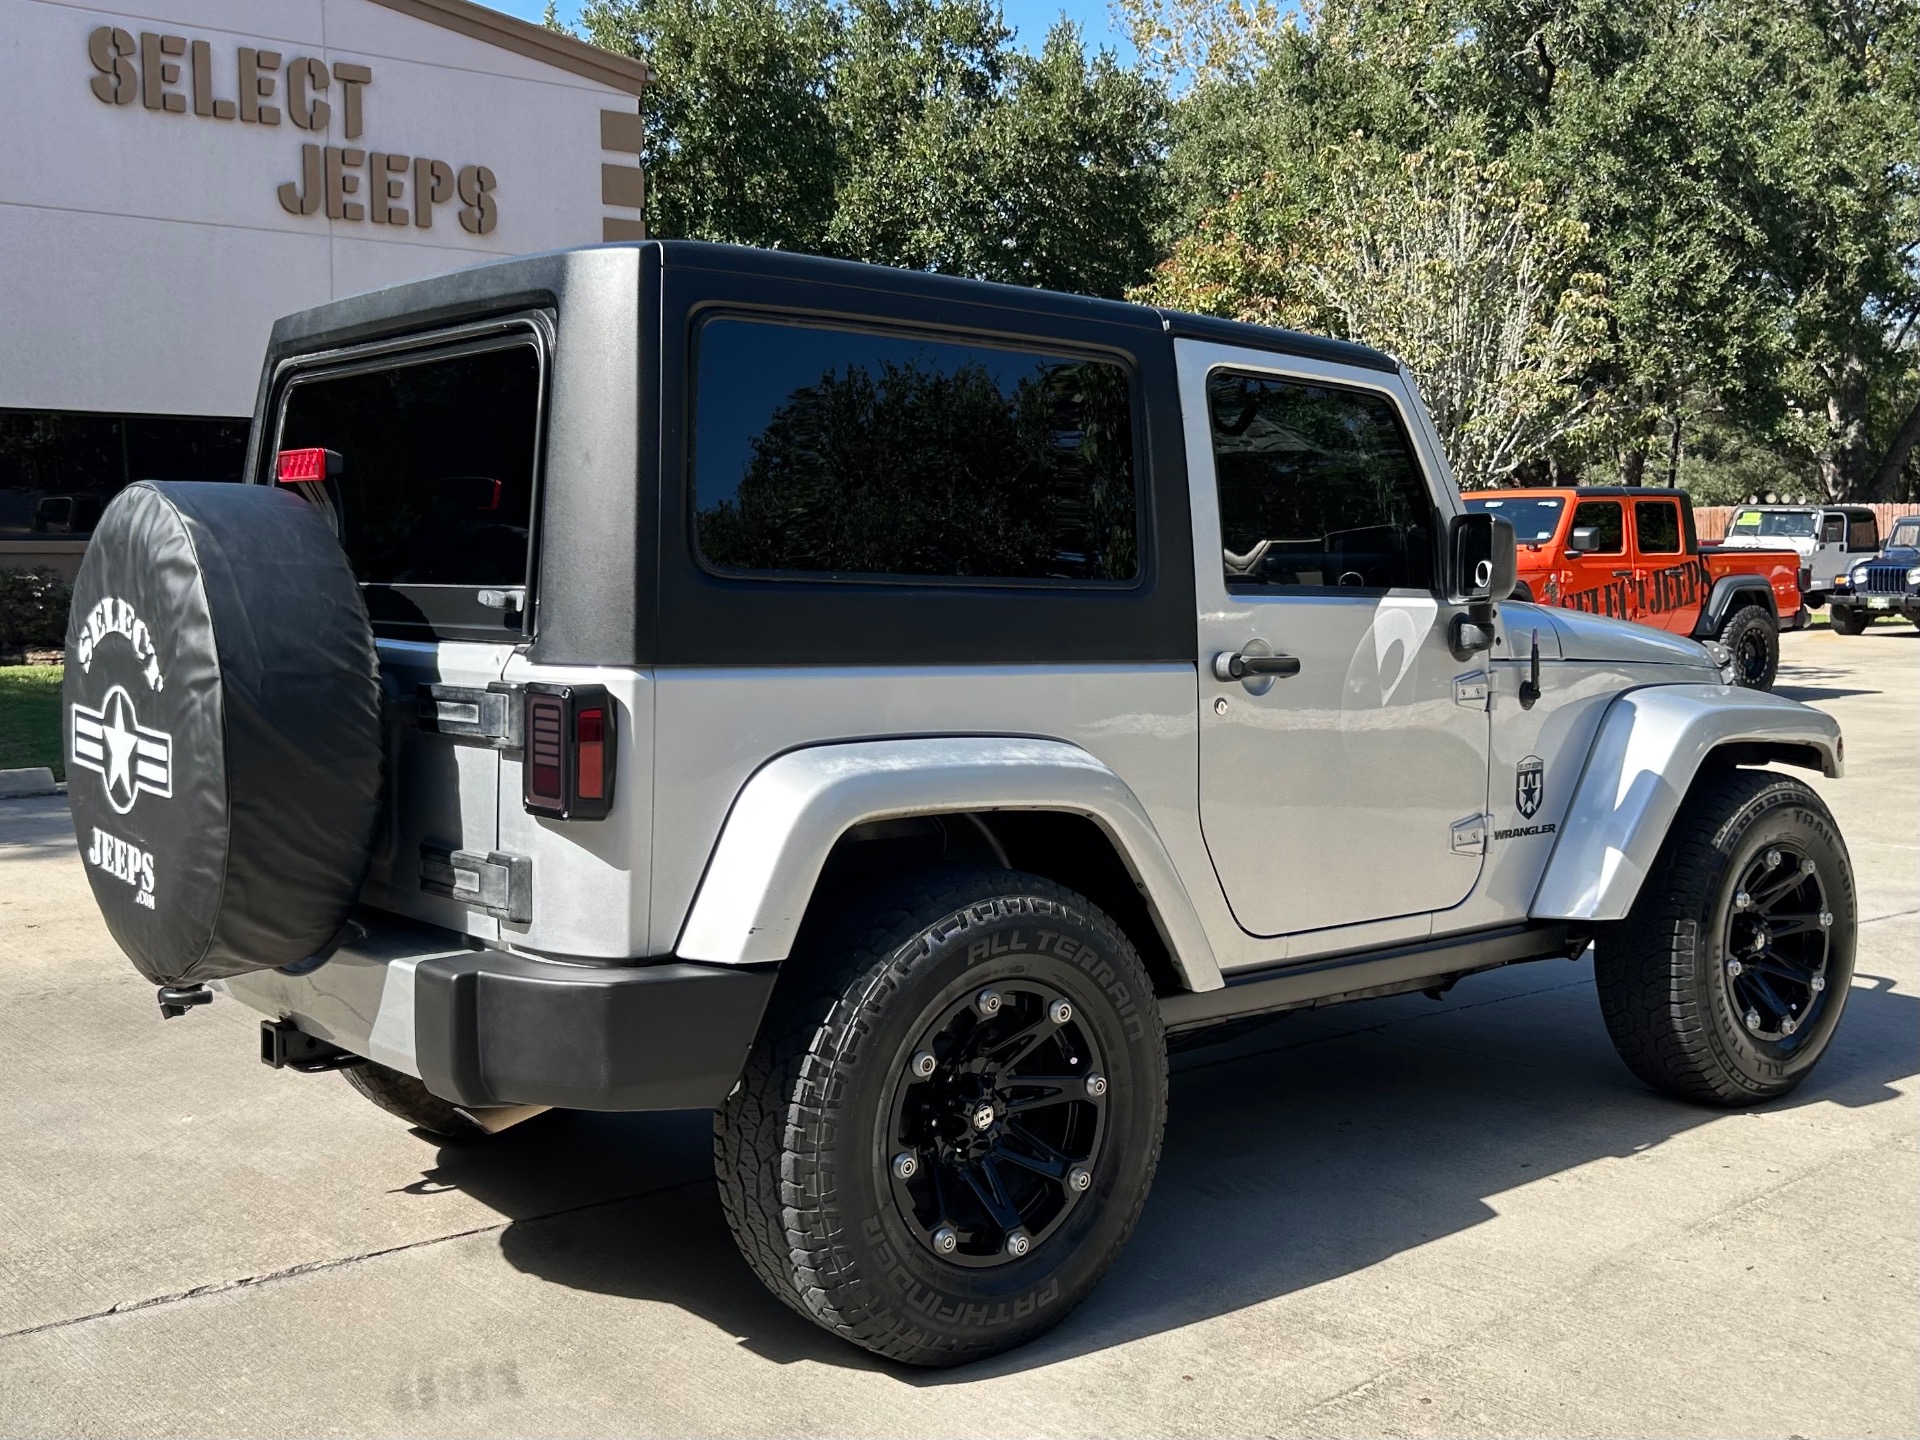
[1160,923,1585,1033]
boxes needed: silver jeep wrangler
[65,242,1854,1367]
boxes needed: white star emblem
[100,692,140,802]
[70,686,173,814]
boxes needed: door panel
[1561,498,1632,619]
[1180,342,1491,938]
[1630,497,1695,633]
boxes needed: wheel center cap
[970,1102,997,1132]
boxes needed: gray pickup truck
[64,242,1855,1366]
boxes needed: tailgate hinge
[420,845,532,923]
[416,683,522,749]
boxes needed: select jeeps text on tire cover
[66,242,1857,1368]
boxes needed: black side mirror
[1447,512,1516,658]
[1567,525,1599,554]
[1449,511,1517,606]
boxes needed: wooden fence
[1694,502,1914,544]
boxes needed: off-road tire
[1717,604,1779,689]
[1828,606,1869,636]
[342,1061,490,1140]
[1595,768,1855,1106]
[714,867,1167,1366]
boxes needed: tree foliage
[575,0,1166,296]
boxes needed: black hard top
[262,238,1400,376]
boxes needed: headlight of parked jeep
[1851,563,1871,584]
[1703,640,1736,683]
[1907,566,1920,586]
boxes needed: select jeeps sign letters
[86,26,498,235]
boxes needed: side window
[692,317,1138,583]
[1821,513,1846,544]
[1206,370,1434,591]
[1571,500,1624,554]
[1849,515,1879,550]
[277,343,540,588]
[1633,500,1681,555]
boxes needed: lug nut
[1048,998,1073,1025]
[1765,848,1781,868]
[911,1050,938,1078]
[1068,1165,1092,1193]
[1810,975,1826,993]
[1781,1015,1798,1036]
[1726,958,1744,977]
[975,989,1002,1018]
[1734,891,1752,911]
[1004,1229,1032,1258]
[1083,1072,1108,1098]
[931,1225,958,1255]
[1745,1009,1762,1031]
[1819,910,1833,930]
[892,1151,919,1180]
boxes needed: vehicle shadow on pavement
[428,961,1919,1380]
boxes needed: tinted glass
[1849,515,1879,550]
[277,345,539,587]
[693,318,1137,582]
[1820,514,1846,543]
[1571,500,1624,554]
[0,409,245,539]
[1466,495,1564,544]
[1208,372,1433,590]
[1634,500,1681,554]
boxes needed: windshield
[1729,510,1816,538]
[1892,520,1920,549]
[1465,495,1564,544]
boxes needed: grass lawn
[0,666,63,779]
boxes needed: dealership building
[1,0,648,577]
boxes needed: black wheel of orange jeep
[1717,605,1779,689]
[1595,768,1855,1106]
[1828,606,1869,636]
[713,867,1166,1366]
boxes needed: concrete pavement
[1,625,1914,1437]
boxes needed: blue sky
[481,0,1136,58]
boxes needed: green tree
[577,0,1166,296]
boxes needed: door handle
[1611,569,1633,578]
[1214,651,1303,681]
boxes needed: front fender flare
[1531,685,1843,923]
[674,736,1223,991]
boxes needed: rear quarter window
[691,317,1139,584]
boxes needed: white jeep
[64,242,1854,1366]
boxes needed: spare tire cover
[64,481,383,986]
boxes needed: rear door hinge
[1450,814,1489,856]
[420,845,531,923]
[416,684,522,749]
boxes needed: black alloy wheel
[1717,606,1779,690]
[885,980,1108,1265]
[714,867,1167,1366]
[1596,767,1855,1105]
[1721,843,1836,1047]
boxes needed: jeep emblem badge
[1516,755,1544,819]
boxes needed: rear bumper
[220,913,777,1111]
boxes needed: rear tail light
[522,683,615,821]
[276,447,342,484]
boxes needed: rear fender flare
[1531,685,1843,924]
[1695,575,1777,637]
[674,737,1223,991]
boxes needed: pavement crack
[0,1176,708,1344]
